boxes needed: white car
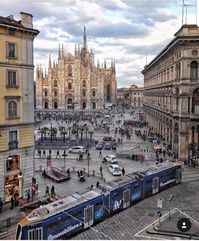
[108,164,122,176]
[103,154,117,164]
[68,146,85,154]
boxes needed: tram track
[0,227,16,240]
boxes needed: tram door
[28,228,43,240]
[123,189,130,209]
[84,205,94,228]
[176,169,182,184]
[152,177,159,194]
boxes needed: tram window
[47,220,60,230]
[73,210,82,218]
[134,184,140,192]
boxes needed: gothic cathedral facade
[36,27,117,110]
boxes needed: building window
[7,70,17,87]
[8,131,18,150]
[8,29,15,36]
[190,61,198,80]
[54,80,57,87]
[54,91,57,97]
[54,102,58,109]
[83,80,86,87]
[44,91,48,97]
[44,101,48,109]
[8,101,17,118]
[92,90,96,97]
[7,42,17,58]
[67,65,72,77]
[6,155,20,172]
[83,90,86,97]
[68,83,72,89]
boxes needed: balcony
[8,141,18,150]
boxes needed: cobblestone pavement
[71,180,199,240]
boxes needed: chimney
[20,12,33,29]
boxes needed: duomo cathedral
[36,27,117,110]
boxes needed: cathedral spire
[75,44,77,57]
[49,54,51,68]
[83,26,87,50]
[62,44,64,58]
[58,44,61,58]
[104,59,106,69]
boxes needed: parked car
[103,136,112,142]
[108,164,122,176]
[68,146,85,154]
[96,142,104,150]
[104,142,112,150]
[103,154,117,164]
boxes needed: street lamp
[50,123,52,142]
[62,150,67,171]
[87,155,90,177]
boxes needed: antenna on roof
[181,0,196,25]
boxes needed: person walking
[77,170,80,179]
[0,198,3,213]
[51,186,55,196]
[56,150,60,158]
[10,195,15,209]
[122,167,125,176]
[43,150,46,157]
[99,150,102,158]
[45,185,49,196]
[27,189,30,203]
[100,166,102,175]
[49,149,52,156]
[96,181,100,188]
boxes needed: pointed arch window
[67,65,72,77]
[54,80,58,87]
[83,80,86,87]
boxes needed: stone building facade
[0,13,39,201]
[36,28,117,110]
[128,85,144,108]
[142,24,199,162]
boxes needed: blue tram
[16,162,182,240]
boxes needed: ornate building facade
[142,24,199,162]
[128,85,144,108]
[0,13,39,202]
[36,28,117,110]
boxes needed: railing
[8,141,18,150]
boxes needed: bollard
[39,165,42,172]
[103,178,106,183]
[7,218,11,227]
[92,170,95,176]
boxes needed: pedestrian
[99,150,102,158]
[49,149,51,156]
[27,189,30,203]
[46,185,49,196]
[90,184,93,190]
[67,169,70,178]
[51,186,55,196]
[100,166,102,174]
[10,195,15,209]
[43,169,46,178]
[77,170,80,178]
[96,181,100,188]
[122,167,125,176]
[56,150,60,158]
[0,198,3,213]
[43,150,46,157]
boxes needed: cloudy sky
[1,0,198,87]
